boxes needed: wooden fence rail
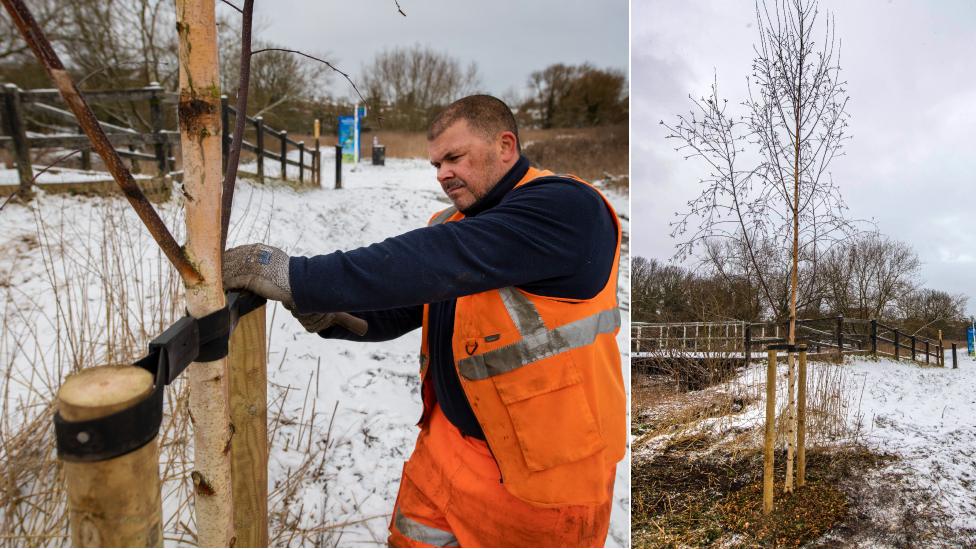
[1,83,321,190]
[633,315,951,367]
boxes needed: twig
[251,48,368,104]
[219,0,243,14]
[394,0,406,16]
[220,0,253,250]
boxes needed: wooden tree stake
[58,365,162,547]
[784,350,796,494]
[763,348,777,514]
[229,304,268,547]
[797,346,808,487]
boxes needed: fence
[0,83,322,192]
[633,315,956,368]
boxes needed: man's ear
[498,131,519,162]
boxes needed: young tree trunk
[175,1,235,545]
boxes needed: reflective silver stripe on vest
[498,287,547,335]
[458,306,620,381]
[428,206,458,226]
[394,509,459,547]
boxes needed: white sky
[632,0,976,315]
[241,1,629,100]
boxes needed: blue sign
[338,115,356,163]
[968,325,975,356]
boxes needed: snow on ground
[0,156,630,547]
[850,354,976,532]
[634,351,976,537]
[0,165,155,185]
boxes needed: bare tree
[665,0,856,495]
[820,234,920,319]
[362,44,479,130]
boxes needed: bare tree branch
[251,47,367,104]
[220,0,253,250]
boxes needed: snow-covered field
[634,352,976,541]
[0,157,630,547]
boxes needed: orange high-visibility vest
[417,166,625,507]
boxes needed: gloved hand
[223,243,294,308]
[291,310,369,336]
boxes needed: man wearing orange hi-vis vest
[223,95,625,547]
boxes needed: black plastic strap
[53,291,267,462]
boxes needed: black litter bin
[372,145,386,166]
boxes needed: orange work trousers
[388,404,614,548]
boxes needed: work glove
[223,243,295,307]
[223,243,369,336]
[291,310,369,337]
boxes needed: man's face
[428,120,506,210]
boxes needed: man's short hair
[427,95,521,153]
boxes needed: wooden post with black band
[57,365,163,547]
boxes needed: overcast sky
[240,1,628,100]
[633,0,976,314]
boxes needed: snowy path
[0,158,630,547]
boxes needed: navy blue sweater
[289,156,618,439]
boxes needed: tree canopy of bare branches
[362,44,479,131]
[665,0,858,332]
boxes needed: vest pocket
[492,359,606,472]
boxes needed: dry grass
[0,194,372,547]
[355,124,629,186]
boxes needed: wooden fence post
[744,324,752,365]
[797,345,807,487]
[254,116,264,182]
[148,82,166,176]
[298,141,305,184]
[925,340,930,365]
[220,94,229,173]
[313,118,321,186]
[952,343,958,369]
[870,320,877,356]
[2,83,33,195]
[58,365,163,547]
[763,348,777,515]
[77,125,91,170]
[279,130,288,180]
[835,315,844,362]
[229,304,268,547]
[335,144,342,189]
[911,336,916,362]
[894,330,900,360]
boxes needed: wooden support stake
[952,343,958,369]
[894,330,900,360]
[870,320,877,356]
[926,340,930,365]
[763,349,777,515]
[911,336,916,362]
[2,84,33,196]
[229,304,268,547]
[784,350,796,494]
[797,347,807,487]
[77,125,91,170]
[58,365,162,547]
